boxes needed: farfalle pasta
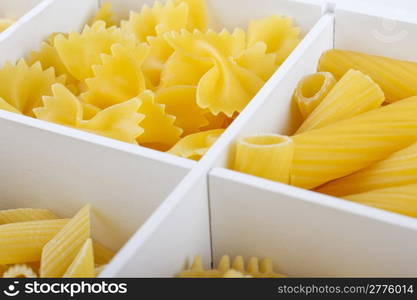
[0,0,302,160]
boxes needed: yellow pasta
[247,15,301,65]
[317,141,417,197]
[0,219,69,264]
[318,49,417,103]
[89,2,115,28]
[0,18,14,33]
[344,184,417,218]
[292,95,417,189]
[178,255,285,278]
[83,43,149,109]
[93,241,115,265]
[223,270,252,278]
[95,265,106,277]
[40,205,91,278]
[173,0,208,31]
[155,86,208,135]
[0,97,21,114]
[168,129,224,160]
[293,72,336,120]
[234,134,294,184]
[0,60,62,116]
[3,264,37,278]
[0,208,57,225]
[63,238,95,278]
[296,69,385,133]
[201,111,235,131]
[136,90,183,151]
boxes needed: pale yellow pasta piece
[201,112,236,131]
[247,15,301,65]
[294,72,336,120]
[0,60,62,116]
[0,18,13,33]
[136,91,182,151]
[93,241,115,265]
[292,96,417,189]
[55,21,139,81]
[83,43,149,109]
[173,0,207,31]
[235,42,277,81]
[0,208,57,225]
[121,0,188,42]
[0,97,21,114]
[63,238,95,278]
[95,265,106,277]
[3,264,37,278]
[317,142,417,197]
[296,69,385,133]
[155,86,208,135]
[0,264,7,277]
[344,184,417,218]
[178,255,285,278]
[168,129,224,160]
[223,270,252,278]
[40,205,91,278]
[89,2,115,28]
[318,49,417,103]
[0,219,69,264]
[234,134,294,184]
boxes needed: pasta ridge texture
[63,238,95,278]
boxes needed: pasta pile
[177,255,285,278]
[0,17,14,33]
[233,49,417,218]
[0,206,114,278]
[0,0,301,160]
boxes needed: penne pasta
[63,238,95,278]
[40,205,91,278]
[92,241,115,265]
[318,49,417,103]
[0,208,57,225]
[292,96,417,189]
[234,134,294,184]
[0,219,69,264]
[344,184,417,218]
[293,72,336,120]
[296,69,385,133]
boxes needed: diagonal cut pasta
[234,134,294,184]
[0,18,14,33]
[155,85,208,135]
[168,129,224,160]
[63,238,95,278]
[40,205,91,278]
[55,21,140,81]
[292,96,417,189]
[83,43,149,109]
[247,15,301,65]
[293,72,336,120]
[235,42,277,81]
[3,264,37,278]
[0,219,69,264]
[344,184,417,218]
[317,141,417,197]
[160,51,211,88]
[93,241,115,265]
[121,0,188,42]
[136,91,182,151]
[0,209,57,225]
[173,0,207,31]
[318,49,417,103]
[296,69,385,133]
[0,60,62,116]
[89,2,115,28]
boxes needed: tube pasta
[234,134,294,184]
[0,209,57,225]
[0,219,69,264]
[63,239,95,278]
[93,241,115,265]
[344,184,417,218]
[317,142,417,197]
[292,96,417,189]
[296,70,385,133]
[40,205,91,278]
[293,72,336,120]
[318,49,417,103]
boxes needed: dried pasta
[0,18,14,33]
[318,49,417,103]
[3,264,37,278]
[0,208,57,225]
[293,72,336,119]
[292,96,417,189]
[344,184,417,218]
[93,241,115,265]
[296,69,385,133]
[63,238,95,278]
[234,134,294,184]
[89,2,115,28]
[40,205,91,278]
